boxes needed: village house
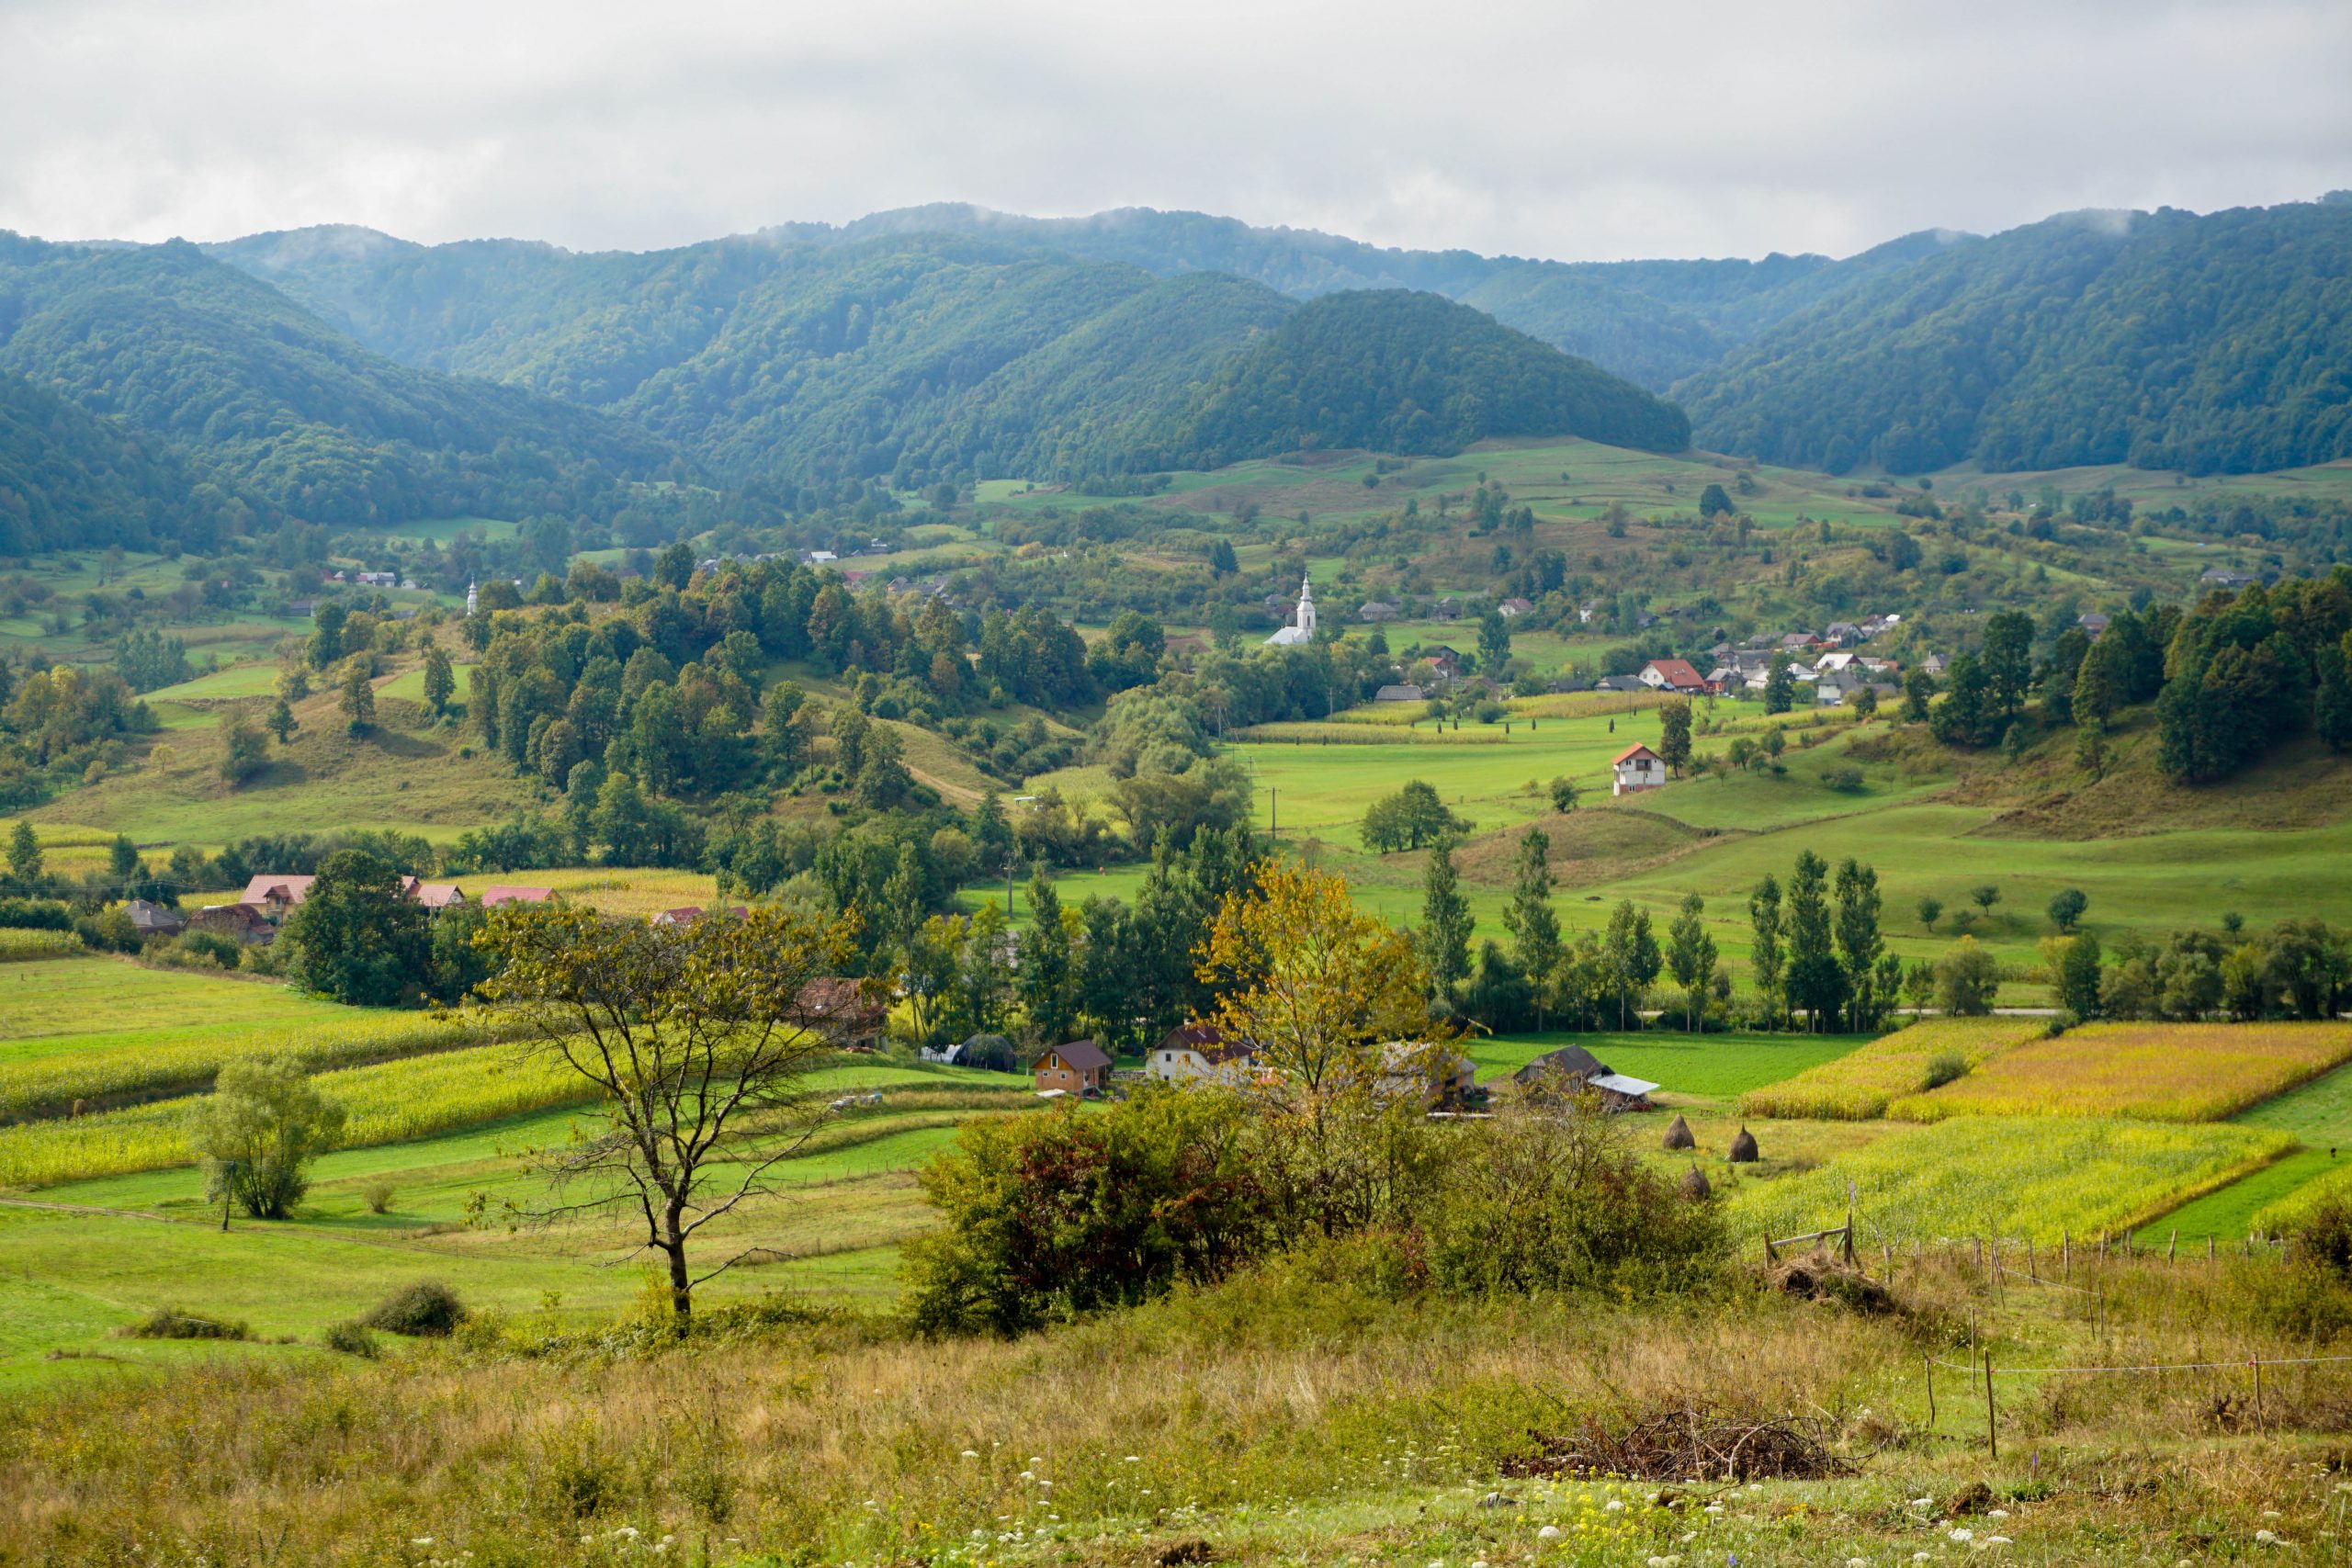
[2200,567,2262,589]
[478,886,553,908]
[1358,600,1399,622]
[651,905,749,927]
[1420,645,1464,680]
[1637,658,1709,694]
[1146,1023,1254,1084]
[2078,612,2110,637]
[794,977,886,1051]
[1611,742,1666,795]
[1510,1043,1658,1111]
[1498,596,1535,618]
[1034,1039,1111,1096]
[1374,1042,1478,1109]
[1374,683,1426,704]
[121,897,184,938]
[1430,597,1462,621]
[190,901,274,943]
[241,874,316,921]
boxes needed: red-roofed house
[479,886,554,908]
[241,874,315,921]
[1637,658,1709,694]
[1611,742,1666,796]
[795,977,886,1050]
[1147,1022,1255,1084]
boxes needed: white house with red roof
[1637,658,1709,694]
[1611,742,1667,795]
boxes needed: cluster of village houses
[1022,1028,1659,1113]
[119,875,554,944]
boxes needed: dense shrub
[120,1307,250,1341]
[1922,1050,1970,1089]
[0,897,73,931]
[363,1281,468,1337]
[903,1088,1271,1337]
[322,1320,380,1358]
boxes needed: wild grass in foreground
[1724,1114,2293,1244]
[1891,1020,2352,1123]
[0,1247,2348,1566]
[1736,1017,2050,1121]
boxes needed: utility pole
[1269,787,1278,841]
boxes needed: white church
[1265,573,1317,647]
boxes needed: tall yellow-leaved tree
[1198,861,1447,1232]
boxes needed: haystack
[1680,1165,1712,1201]
[1727,1125,1760,1163]
[1661,1113,1695,1151]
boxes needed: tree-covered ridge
[1158,289,1690,463]
[0,232,678,530]
[0,368,225,555]
[218,231,1689,491]
[1679,202,2352,477]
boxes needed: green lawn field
[1468,1030,1875,1100]
[0,957,370,1061]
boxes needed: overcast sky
[4,0,2347,264]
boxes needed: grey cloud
[1,0,2346,261]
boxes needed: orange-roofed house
[1637,658,1709,694]
[1611,742,1666,796]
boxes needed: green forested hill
[1679,201,2352,476]
[214,231,1689,489]
[1153,289,1689,464]
[0,368,231,554]
[220,208,1918,396]
[0,232,677,528]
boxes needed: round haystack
[1727,1125,1760,1164]
[1680,1165,1712,1201]
[1661,1113,1695,1152]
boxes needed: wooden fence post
[2253,1359,2265,1429]
[2063,1230,2071,1281]
[1924,1352,1937,1433]
[2167,1229,2177,1265]
[2209,1235,2216,1268]
[1983,1350,1997,1460]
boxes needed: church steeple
[1295,571,1316,637]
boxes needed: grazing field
[1891,1021,2352,1123]
[1470,1030,1874,1100]
[0,957,367,1051]
[1737,1017,2051,1120]
[1725,1115,2294,1243]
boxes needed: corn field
[0,929,82,964]
[0,1010,518,1122]
[0,1040,598,1189]
[1724,1114,2293,1245]
[1736,1017,2050,1120]
[1891,1021,2352,1123]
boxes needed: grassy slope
[0,956,368,1064]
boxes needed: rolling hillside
[0,231,677,532]
[212,231,1689,490]
[1679,198,2352,477]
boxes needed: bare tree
[475,902,859,1325]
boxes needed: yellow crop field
[1726,1116,2294,1245]
[0,930,80,963]
[1890,1021,2352,1123]
[1736,1018,2050,1121]
[0,1010,514,1122]
[527,867,720,919]
[0,1041,593,1189]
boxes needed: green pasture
[0,1061,1037,1383]
[375,660,477,705]
[2132,1058,2352,1245]
[1469,1030,1875,1101]
[0,958,369,1060]
[379,515,518,544]
[141,664,282,703]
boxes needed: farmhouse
[1374,683,1426,704]
[1374,1042,1478,1109]
[241,874,315,920]
[1498,596,1535,617]
[1611,742,1666,795]
[190,902,274,942]
[1510,1043,1659,1111]
[121,897,184,937]
[1358,601,1399,623]
[1034,1039,1111,1096]
[794,977,885,1050]
[1637,658,1708,694]
[1147,1022,1254,1083]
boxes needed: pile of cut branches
[1504,1398,1854,1483]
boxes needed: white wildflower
[961,1450,979,1459]
[1605,1499,1625,1513]
[2263,1509,2283,1518]
[2256,1529,2284,1545]
[1950,1528,1973,1543]
[1986,1509,2008,1521]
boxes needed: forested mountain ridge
[1679,201,2352,477]
[223,206,1936,394]
[0,231,681,535]
[1154,289,1690,463]
[212,231,1690,491]
[0,368,224,555]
